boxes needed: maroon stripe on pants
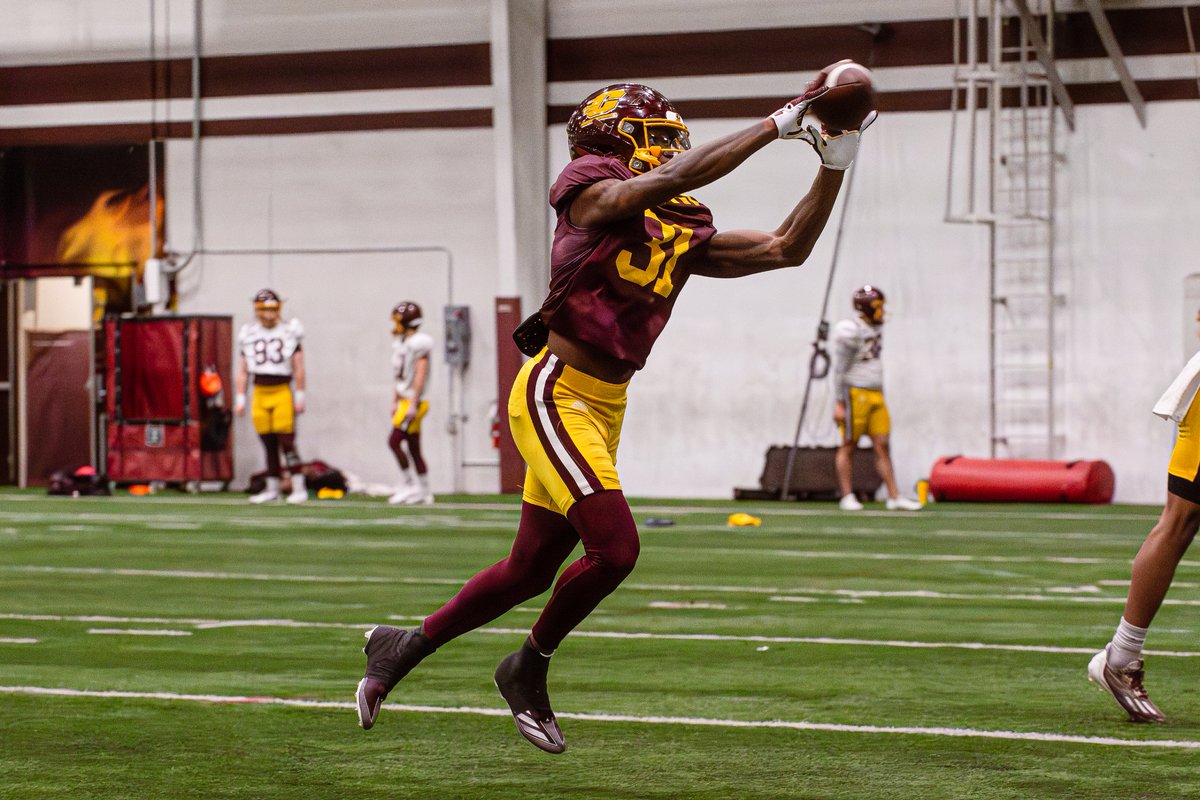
[526,352,604,501]
[842,387,857,444]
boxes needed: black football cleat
[356,625,436,730]
[493,642,566,754]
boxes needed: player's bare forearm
[572,120,777,228]
[292,352,306,392]
[774,166,844,259]
[411,357,429,402]
[235,358,248,395]
[695,166,844,277]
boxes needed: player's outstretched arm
[570,88,827,229]
[569,120,774,228]
[692,166,845,278]
[695,108,876,278]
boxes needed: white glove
[234,393,247,416]
[768,86,829,140]
[799,110,877,170]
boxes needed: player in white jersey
[831,285,921,511]
[387,301,434,505]
[234,288,308,504]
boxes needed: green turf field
[2,489,1198,799]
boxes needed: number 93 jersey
[541,155,716,371]
[238,317,304,378]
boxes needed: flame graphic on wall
[54,185,164,314]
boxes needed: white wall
[599,102,1197,503]
[588,111,992,500]
[167,129,501,493]
[8,0,1198,501]
[158,100,1196,503]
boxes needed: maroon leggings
[422,491,639,652]
[388,427,427,474]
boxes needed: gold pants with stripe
[391,399,430,433]
[838,386,891,443]
[508,348,627,515]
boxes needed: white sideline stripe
[4,612,1200,658]
[1,685,1196,750]
[768,591,1200,607]
[0,491,1163,522]
[87,629,193,637]
[1,565,463,586]
[478,627,1200,658]
[9,565,1200,608]
[0,637,37,644]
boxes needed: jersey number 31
[616,209,693,299]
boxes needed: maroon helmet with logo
[252,288,283,327]
[392,301,423,334]
[853,285,885,324]
[253,288,282,309]
[567,83,692,174]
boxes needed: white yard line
[768,590,1200,607]
[0,685,1194,750]
[0,493,1162,522]
[3,612,1198,658]
[87,629,193,636]
[0,637,37,644]
[7,564,1200,608]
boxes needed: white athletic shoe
[838,494,864,511]
[402,488,434,506]
[388,486,420,505]
[886,496,923,511]
[249,477,281,504]
[285,474,308,504]
[1088,644,1166,723]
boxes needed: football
[810,60,875,133]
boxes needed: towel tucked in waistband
[1153,349,1200,423]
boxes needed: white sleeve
[288,318,305,342]
[411,331,434,360]
[236,323,252,351]
[830,319,858,394]
[1154,349,1200,422]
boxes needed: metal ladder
[946,0,1068,459]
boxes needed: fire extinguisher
[489,401,500,449]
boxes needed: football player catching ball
[356,67,876,753]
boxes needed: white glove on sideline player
[799,110,878,170]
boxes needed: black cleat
[356,625,436,730]
[493,642,566,754]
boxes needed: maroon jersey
[540,155,717,370]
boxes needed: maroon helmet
[853,285,885,323]
[253,288,281,310]
[392,301,423,333]
[566,83,691,174]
